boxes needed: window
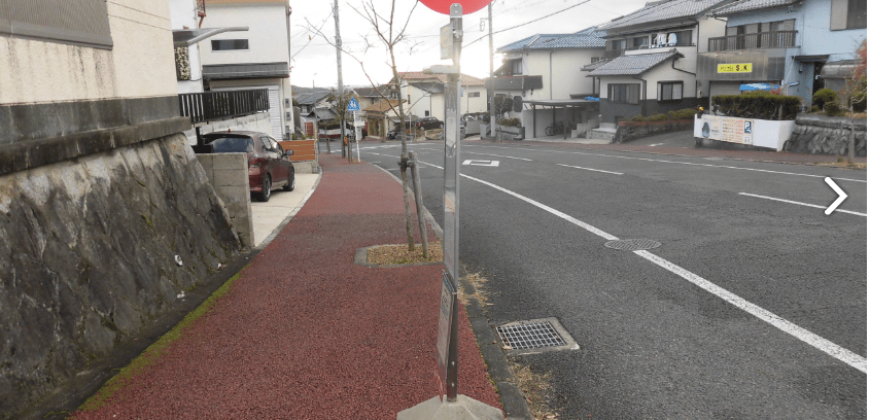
[468,92,481,98]
[0,0,113,49]
[212,39,249,50]
[510,59,523,75]
[425,111,430,117]
[608,84,640,104]
[609,39,627,50]
[591,57,601,63]
[659,82,683,101]
[831,0,867,30]
[633,36,649,48]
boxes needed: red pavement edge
[70,153,503,420]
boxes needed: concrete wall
[196,153,254,248]
[183,112,272,145]
[0,0,177,105]
[0,134,241,418]
[462,86,488,114]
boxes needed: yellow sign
[718,63,752,73]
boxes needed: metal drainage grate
[496,321,567,350]
[604,239,662,251]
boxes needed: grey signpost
[397,3,502,420]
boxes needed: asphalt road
[357,140,867,419]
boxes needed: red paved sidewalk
[71,154,501,420]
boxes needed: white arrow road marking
[739,192,866,217]
[824,177,848,215]
[463,159,500,167]
[558,164,623,175]
[415,158,867,373]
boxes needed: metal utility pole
[285,5,293,139]
[333,0,347,159]
[488,3,496,141]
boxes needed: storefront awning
[739,83,778,91]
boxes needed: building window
[591,57,601,63]
[212,39,249,50]
[832,0,867,30]
[468,92,481,98]
[658,82,683,101]
[633,36,649,48]
[608,84,640,104]
[0,0,113,49]
[425,110,430,116]
[510,59,523,75]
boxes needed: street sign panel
[347,97,360,111]
[440,24,452,60]
[421,0,492,14]
[436,271,456,383]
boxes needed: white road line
[558,164,623,175]
[467,145,867,184]
[417,158,867,374]
[464,151,533,161]
[635,250,867,373]
[739,192,867,217]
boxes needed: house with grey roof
[590,0,732,134]
[699,0,867,105]
[492,26,606,139]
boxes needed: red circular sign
[419,0,493,15]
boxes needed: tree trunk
[409,151,429,259]
[848,112,855,165]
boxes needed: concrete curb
[255,169,323,251]
[369,159,533,420]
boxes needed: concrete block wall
[196,153,255,248]
[183,112,272,145]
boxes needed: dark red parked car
[200,131,295,202]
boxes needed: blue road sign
[347,97,360,111]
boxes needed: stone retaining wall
[783,114,867,156]
[0,134,241,417]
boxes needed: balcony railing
[178,88,270,124]
[708,31,797,52]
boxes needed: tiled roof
[397,72,486,86]
[601,0,731,30]
[410,82,445,94]
[712,0,800,15]
[589,50,682,76]
[582,59,611,71]
[296,91,332,105]
[498,27,606,52]
[354,86,385,98]
[362,99,402,114]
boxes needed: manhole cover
[497,320,567,350]
[604,239,662,251]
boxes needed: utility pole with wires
[333,0,347,159]
[488,3,496,141]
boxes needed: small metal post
[409,152,429,259]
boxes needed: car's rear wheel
[258,175,272,202]
[283,173,295,191]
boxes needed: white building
[395,72,487,121]
[198,0,293,139]
[492,27,606,139]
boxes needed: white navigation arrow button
[824,177,848,215]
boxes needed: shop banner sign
[698,115,753,144]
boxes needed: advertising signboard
[717,63,753,73]
[698,114,753,144]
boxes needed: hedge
[712,91,801,120]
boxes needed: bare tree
[839,40,867,164]
[329,88,357,162]
[305,0,423,252]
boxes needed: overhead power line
[464,0,593,48]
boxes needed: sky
[289,0,650,90]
